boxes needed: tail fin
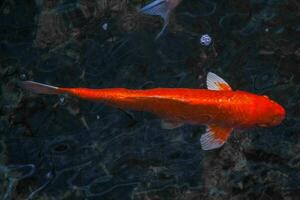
[19,81,61,95]
[140,0,170,39]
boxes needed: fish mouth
[269,100,285,126]
[274,104,286,124]
[258,114,284,127]
[267,115,285,127]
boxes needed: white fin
[140,0,169,20]
[140,0,170,39]
[20,81,60,94]
[161,120,184,129]
[200,125,232,150]
[206,72,232,91]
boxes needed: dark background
[0,0,300,199]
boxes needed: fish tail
[140,0,168,18]
[140,0,170,39]
[19,81,64,95]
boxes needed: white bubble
[200,34,212,46]
[20,74,27,80]
[102,23,108,31]
[46,171,53,179]
[59,96,65,104]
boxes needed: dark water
[0,0,300,199]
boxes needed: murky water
[1,0,299,199]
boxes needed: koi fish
[20,72,285,150]
[139,0,182,39]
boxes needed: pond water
[0,0,299,199]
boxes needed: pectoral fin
[200,125,233,150]
[161,120,184,129]
[207,72,232,91]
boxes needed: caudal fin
[19,81,61,95]
[140,0,170,39]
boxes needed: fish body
[139,0,182,39]
[56,88,274,128]
[20,72,285,150]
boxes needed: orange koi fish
[20,72,285,150]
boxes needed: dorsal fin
[206,72,232,91]
[200,125,233,150]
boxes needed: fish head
[256,95,285,127]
